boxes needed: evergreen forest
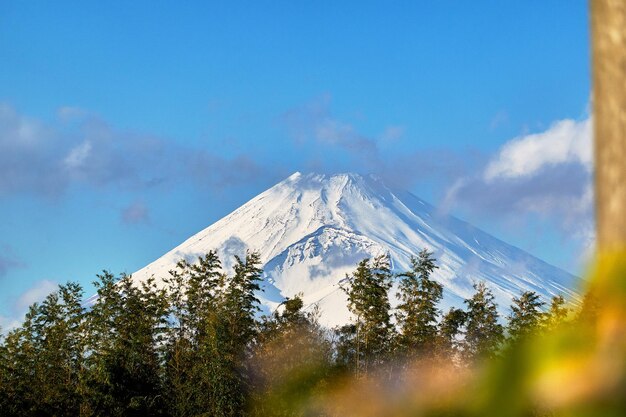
[0,249,590,417]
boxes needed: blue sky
[0,1,591,328]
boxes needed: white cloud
[484,118,592,181]
[444,115,595,270]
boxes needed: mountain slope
[130,172,581,326]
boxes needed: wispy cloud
[281,95,380,167]
[0,245,26,278]
[120,201,150,225]
[186,151,263,189]
[379,125,405,144]
[279,95,470,188]
[0,104,67,197]
[56,106,91,122]
[0,103,268,199]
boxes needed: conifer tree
[84,272,168,417]
[438,307,466,360]
[163,251,263,417]
[463,282,503,361]
[163,252,225,417]
[341,255,393,375]
[277,296,308,327]
[543,294,570,331]
[204,251,263,417]
[0,329,8,415]
[395,249,443,357]
[507,290,545,342]
[0,305,40,416]
[36,283,86,416]
[369,255,394,361]
[0,252,268,417]
[251,296,332,416]
[0,283,87,417]
[222,251,264,350]
[333,323,357,371]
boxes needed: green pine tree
[222,252,264,350]
[463,282,503,361]
[543,294,570,331]
[333,323,358,372]
[341,255,393,375]
[163,251,226,417]
[163,251,264,417]
[395,249,443,358]
[438,307,466,360]
[0,304,43,416]
[84,272,168,417]
[507,290,545,342]
[0,283,87,416]
[206,251,264,417]
[251,296,332,416]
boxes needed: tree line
[0,249,589,416]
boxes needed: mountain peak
[130,172,581,327]
[276,172,390,202]
[283,171,370,185]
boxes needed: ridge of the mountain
[129,172,580,326]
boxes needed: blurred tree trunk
[591,0,626,250]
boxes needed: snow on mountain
[129,172,581,327]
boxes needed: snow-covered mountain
[130,172,581,327]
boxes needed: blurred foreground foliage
[0,249,623,416]
[304,251,626,417]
